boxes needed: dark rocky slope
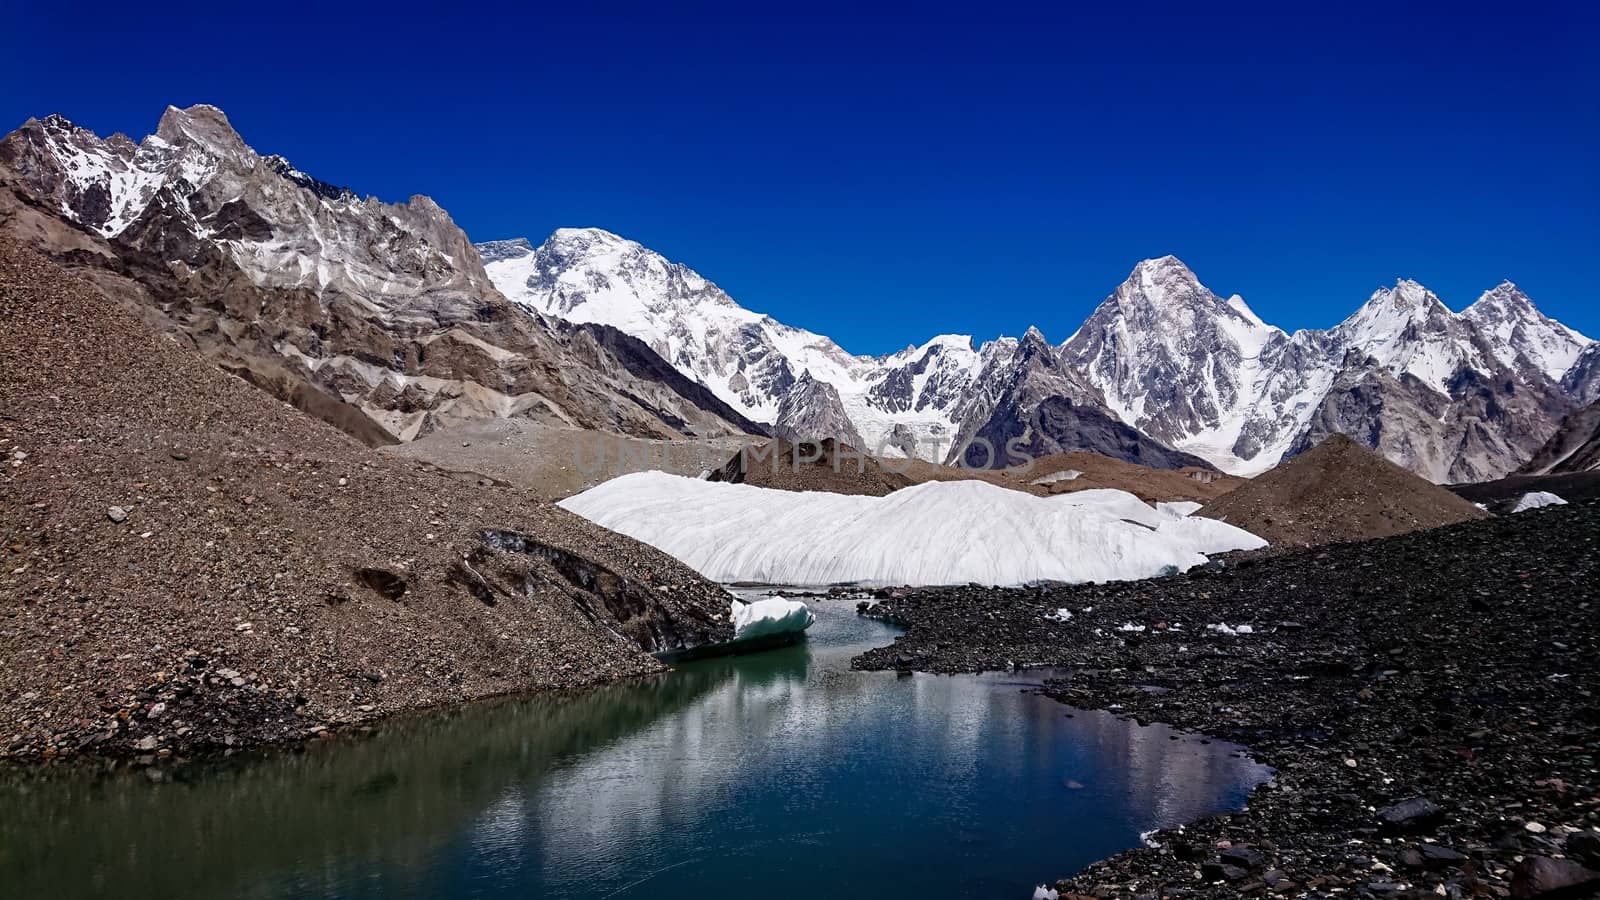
[956,328,1214,471]
[0,241,733,761]
[1519,398,1600,476]
[854,504,1598,898]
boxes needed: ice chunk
[731,598,815,641]
[558,473,1268,587]
[1032,888,1059,900]
[1157,500,1204,517]
[1511,491,1567,513]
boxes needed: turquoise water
[1,596,1269,900]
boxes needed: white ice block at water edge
[731,597,815,641]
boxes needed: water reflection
[1,599,1269,900]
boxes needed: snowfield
[558,472,1267,587]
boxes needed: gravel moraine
[853,503,1600,899]
[0,241,734,763]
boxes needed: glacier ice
[558,472,1267,587]
[1511,491,1568,513]
[731,597,816,641]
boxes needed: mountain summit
[0,105,765,445]
[487,231,1593,480]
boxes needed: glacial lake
[1,594,1270,900]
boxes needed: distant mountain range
[481,231,1594,481]
[2,104,1592,483]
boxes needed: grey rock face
[952,327,1211,470]
[0,107,762,445]
[773,371,866,450]
[1519,398,1600,475]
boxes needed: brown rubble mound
[708,438,915,497]
[0,241,733,761]
[894,450,1241,504]
[1198,433,1489,547]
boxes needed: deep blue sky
[6,2,1596,353]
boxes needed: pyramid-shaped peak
[1106,255,1225,314]
[155,103,249,155]
[1469,280,1533,311]
[1136,253,1189,270]
[1371,278,1449,312]
[1130,255,1202,284]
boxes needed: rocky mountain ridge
[2,103,1586,484]
[0,106,762,449]
[483,231,1593,481]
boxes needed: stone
[1220,847,1266,870]
[1565,831,1600,867]
[1419,843,1467,866]
[1377,797,1444,832]
[107,506,128,523]
[1510,856,1600,899]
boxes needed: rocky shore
[854,503,1600,898]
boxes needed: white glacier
[557,472,1267,587]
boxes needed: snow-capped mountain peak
[1464,280,1593,383]
[478,230,998,457]
[1333,279,1497,395]
[475,224,1591,481]
[1061,256,1291,472]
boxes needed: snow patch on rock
[1511,491,1568,513]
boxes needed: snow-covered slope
[1332,280,1500,393]
[558,472,1266,586]
[482,229,995,459]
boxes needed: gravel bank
[853,505,1599,898]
